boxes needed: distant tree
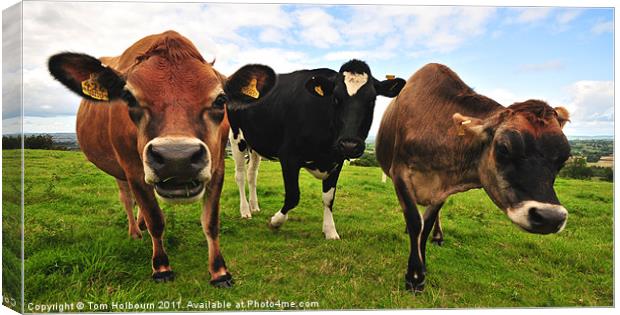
[350,153,380,167]
[559,157,593,180]
[24,134,54,149]
[2,134,58,150]
[2,135,22,150]
[591,166,613,182]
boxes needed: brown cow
[376,63,571,292]
[48,31,236,286]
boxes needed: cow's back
[376,63,502,176]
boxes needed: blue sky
[2,2,614,136]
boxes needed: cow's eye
[496,143,510,157]
[122,90,139,107]
[212,94,227,109]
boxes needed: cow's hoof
[405,274,425,293]
[431,238,444,246]
[210,273,234,288]
[152,270,175,282]
[250,206,261,213]
[268,212,287,229]
[268,220,281,230]
[129,227,142,240]
[405,278,425,293]
[323,230,341,240]
[240,212,252,219]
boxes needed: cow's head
[48,35,228,203]
[305,60,406,159]
[454,100,571,234]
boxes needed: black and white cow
[225,60,406,239]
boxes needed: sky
[1,1,615,136]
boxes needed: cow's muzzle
[337,138,365,159]
[143,137,211,202]
[507,201,568,234]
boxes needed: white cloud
[591,20,613,35]
[369,97,392,137]
[472,81,614,137]
[17,1,307,126]
[510,7,554,24]
[481,88,520,106]
[2,4,22,122]
[556,9,581,25]
[216,46,314,75]
[293,8,342,49]
[21,116,78,133]
[323,37,399,62]
[258,27,288,44]
[563,80,613,122]
[337,6,496,55]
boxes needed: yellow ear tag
[241,78,260,99]
[385,74,395,80]
[81,73,109,101]
[314,85,324,96]
[458,119,472,136]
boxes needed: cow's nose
[527,206,567,234]
[146,142,207,179]
[338,139,365,159]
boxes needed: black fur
[48,52,127,102]
[339,59,371,75]
[226,61,405,229]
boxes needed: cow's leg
[201,165,233,287]
[128,179,173,282]
[322,164,343,240]
[392,167,426,292]
[230,132,251,219]
[431,213,444,246]
[116,179,141,239]
[137,208,147,231]
[247,150,261,213]
[268,158,300,229]
[420,202,445,264]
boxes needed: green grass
[5,149,614,310]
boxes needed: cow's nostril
[191,146,207,164]
[147,145,165,165]
[528,207,544,225]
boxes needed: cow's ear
[225,64,276,104]
[48,52,126,102]
[374,77,406,98]
[554,106,570,128]
[452,113,486,139]
[305,75,334,97]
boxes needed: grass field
[3,149,614,310]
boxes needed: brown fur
[375,63,569,291]
[76,31,230,281]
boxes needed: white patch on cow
[229,129,262,218]
[270,211,288,228]
[508,200,568,233]
[343,71,369,96]
[304,167,330,180]
[143,136,212,185]
[322,187,340,240]
[229,129,251,218]
[247,150,261,213]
